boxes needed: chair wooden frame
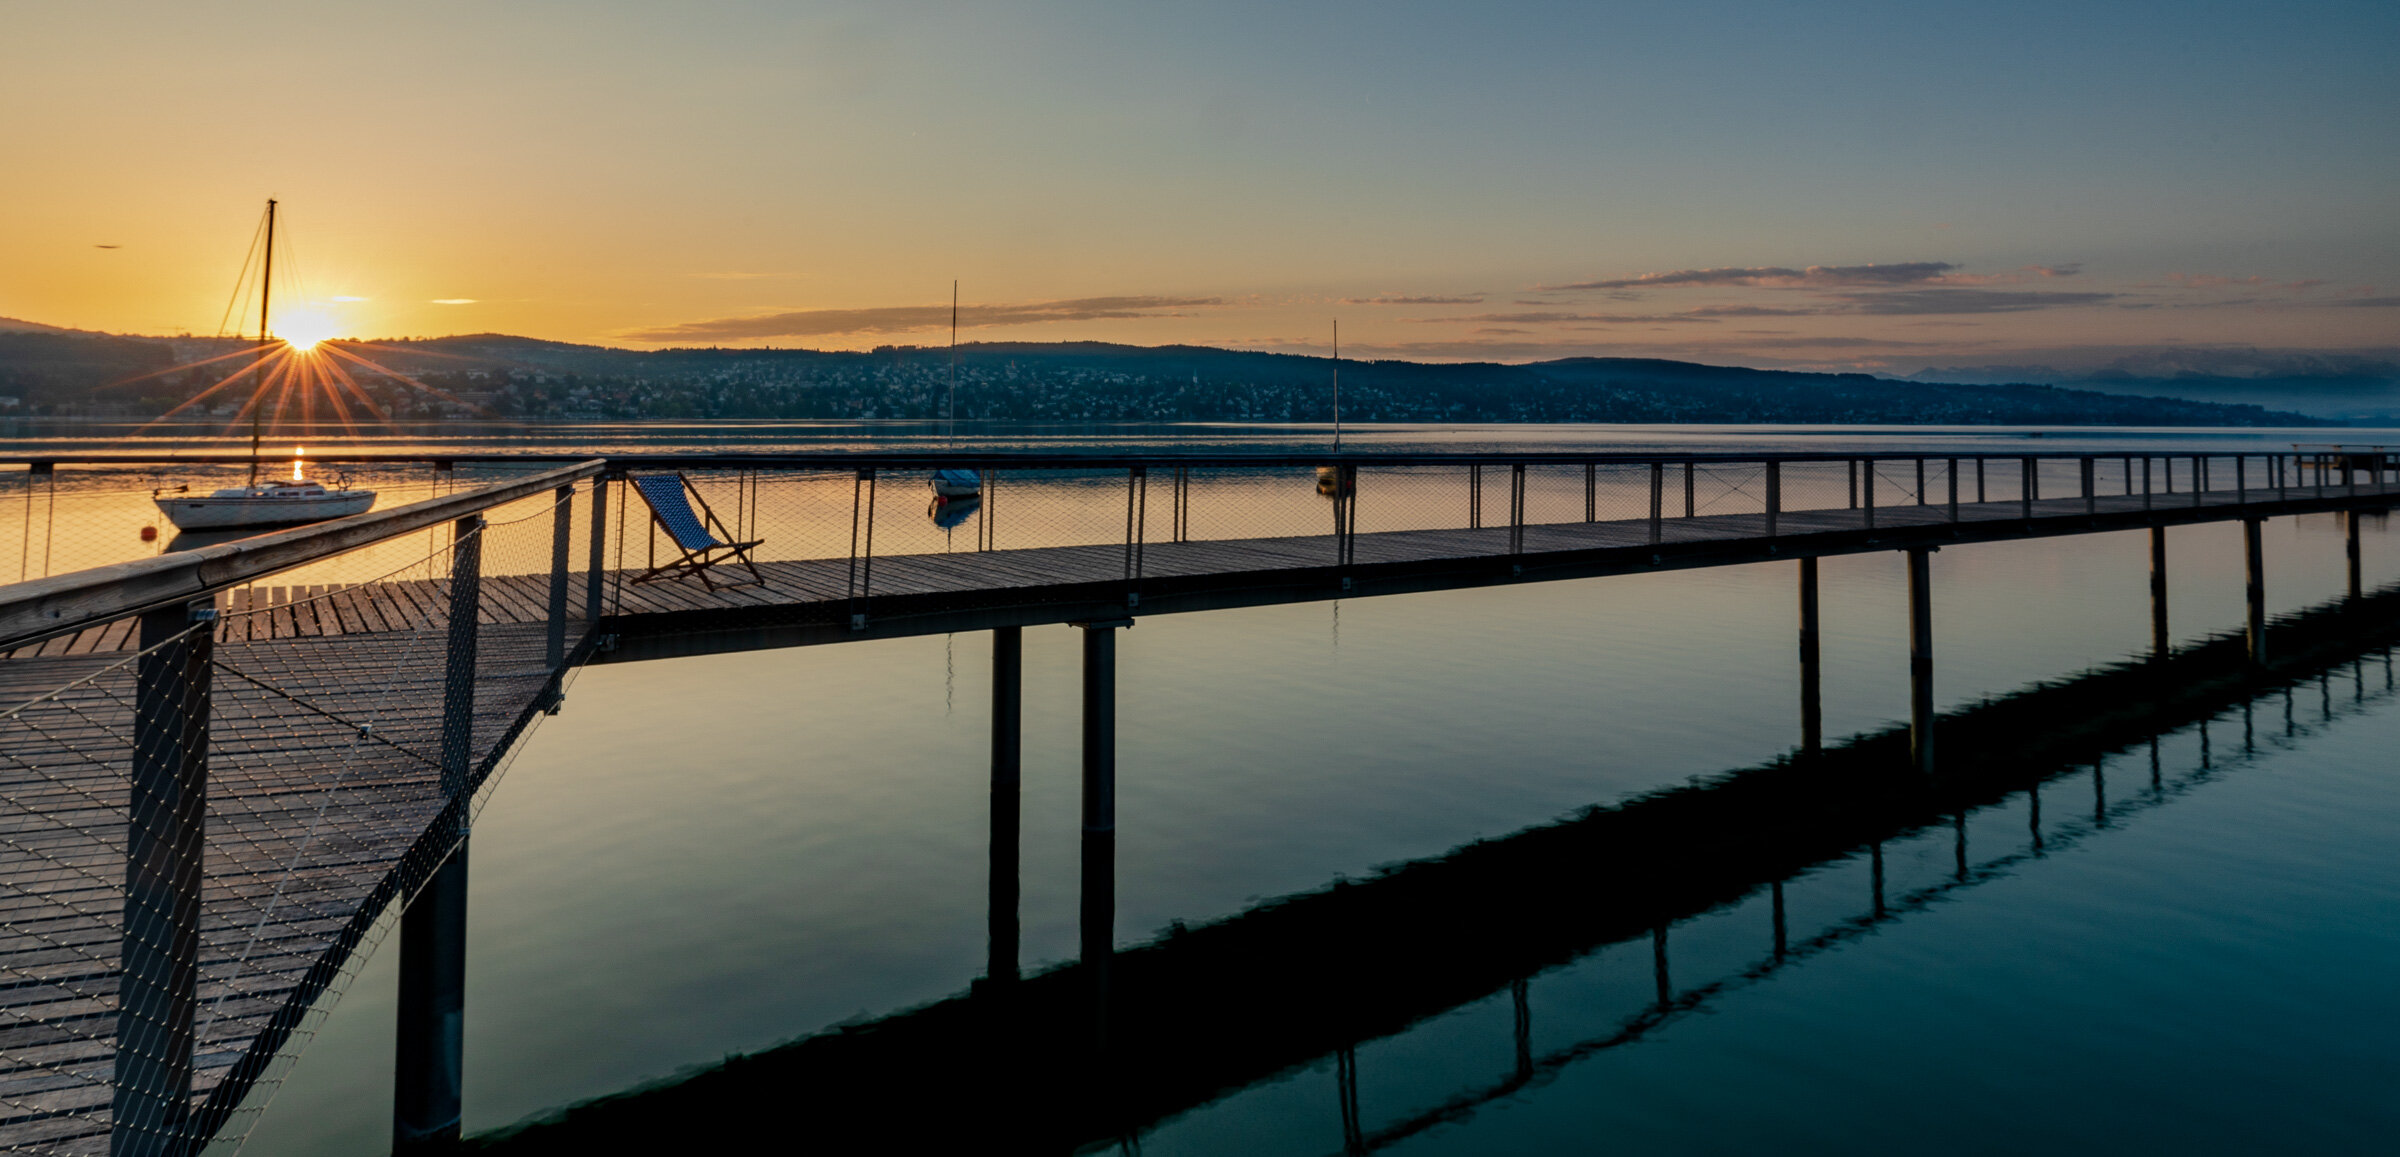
[628,471,767,591]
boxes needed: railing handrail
[0,448,2375,471]
[0,459,605,652]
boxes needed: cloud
[627,295,1225,341]
[1409,311,1719,325]
[1834,289,2116,315]
[1542,262,1959,290]
[1339,293,1485,305]
[1472,327,1531,335]
[1682,304,1818,317]
[430,299,478,305]
[2329,295,2400,307]
[1931,263,2086,286]
[2162,273,2329,293]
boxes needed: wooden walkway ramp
[0,622,572,1152]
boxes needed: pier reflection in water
[232,519,2399,1155]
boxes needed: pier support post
[116,600,213,1157]
[988,626,1022,985]
[2347,513,2363,601]
[1906,547,1935,776]
[2244,518,2267,666]
[2149,526,2169,660]
[1076,619,1129,1050]
[1798,557,1821,757]
[396,516,480,1153]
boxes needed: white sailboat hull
[154,490,375,530]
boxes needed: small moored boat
[930,468,983,497]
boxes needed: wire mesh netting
[0,482,593,1153]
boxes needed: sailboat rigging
[930,279,982,499]
[153,199,376,532]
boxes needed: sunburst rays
[103,337,508,441]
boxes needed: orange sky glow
[5,3,2394,376]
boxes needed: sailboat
[929,280,983,499]
[154,199,376,532]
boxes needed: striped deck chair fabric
[627,472,766,590]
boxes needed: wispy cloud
[2328,295,2400,307]
[627,295,1225,342]
[2159,273,2329,293]
[1682,304,1817,317]
[1541,262,1959,291]
[1408,311,1719,325]
[1834,289,2116,315]
[1339,293,1485,305]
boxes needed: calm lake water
[10,422,2391,1153]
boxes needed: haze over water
[171,422,2400,1154]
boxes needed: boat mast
[948,280,959,448]
[248,198,276,486]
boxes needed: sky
[4,1,2396,374]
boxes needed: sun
[277,310,339,352]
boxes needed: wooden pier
[0,448,2392,1153]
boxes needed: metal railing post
[1123,466,1146,598]
[1683,461,1695,518]
[847,468,874,630]
[1764,460,1781,538]
[544,484,571,673]
[2193,455,2204,507]
[1509,463,1526,554]
[1946,458,1960,522]
[1648,462,1663,544]
[1847,459,1858,509]
[585,475,608,624]
[2236,455,2248,506]
[2082,457,2096,516]
[1469,464,1481,529]
[1863,459,1876,530]
[2021,457,2036,521]
[1915,457,1926,505]
[117,599,214,1157]
[1340,465,1358,566]
[2143,456,2153,510]
[1584,462,1595,523]
[1976,458,1987,504]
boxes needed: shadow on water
[473,583,2400,1155]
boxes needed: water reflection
[476,583,2400,1156]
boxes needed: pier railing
[0,460,601,1154]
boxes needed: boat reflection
[927,493,981,530]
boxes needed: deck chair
[628,472,767,590]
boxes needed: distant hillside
[0,328,2338,426]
